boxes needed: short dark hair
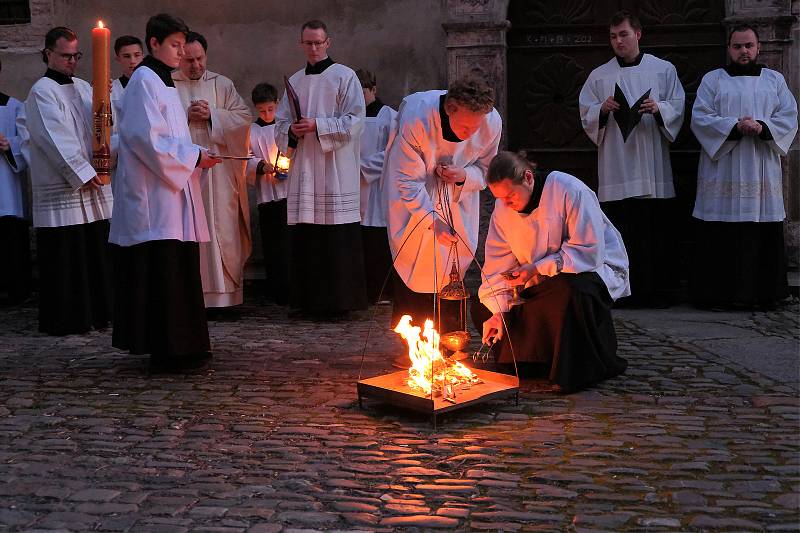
[42,26,78,63]
[301,19,328,36]
[728,24,760,44]
[445,76,495,113]
[145,13,189,54]
[355,69,376,89]
[609,10,641,32]
[252,83,278,105]
[486,151,536,186]
[114,35,143,56]
[186,31,208,51]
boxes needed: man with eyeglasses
[18,26,114,335]
[275,19,367,318]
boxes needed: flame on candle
[276,154,291,172]
[98,20,105,29]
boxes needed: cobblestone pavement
[0,297,798,532]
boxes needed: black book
[613,83,651,142]
[284,76,302,123]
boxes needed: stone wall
[0,0,449,273]
[0,0,448,107]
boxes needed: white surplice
[110,77,126,128]
[383,90,502,294]
[109,65,207,246]
[479,171,630,314]
[360,104,397,228]
[579,54,685,201]
[173,69,253,307]
[0,95,27,218]
[19,76,113,228]
[246,122,287,204]
[275,63,365,225]
[109,77,126,160]
[690,68,798,222]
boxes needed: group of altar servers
[0,10,796,391]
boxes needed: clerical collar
[119,74,130,89]
[366,97,384,118]
[139,56,175,87]
[519,170,548,215]
[724,62,764,77]
[255,118,275,127]
[44,68,73,85]
[616,52,644,68]
[306,56,334,75]
[0,92,8,106]
[439,94,463,143]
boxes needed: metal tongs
[472,340,494,363]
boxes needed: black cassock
[472,272,627,393]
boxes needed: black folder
[613,83,651,142]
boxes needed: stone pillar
[725,0,800,267]
[442,1,510,280]
[443,0,510,144]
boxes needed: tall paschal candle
[91,20,111,184]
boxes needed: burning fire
[393,315,478,396]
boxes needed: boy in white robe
[689,25,798,308]
[173,32,253,311]
[0,58,31,304]
[383,76,501,334]
[356,68,397,303]
[579,10,685,307]
[109,13,222,369]
[275,19,367,316]
[109,36,143,185]
[246,82,289,305]
[475,151,629,393]
[20,27,114,335]
[110,35,143,122]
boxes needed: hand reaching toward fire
[482,312,504,344]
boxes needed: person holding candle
[275,19,367,318]
[109,13,222,370]
[19,26,114,335]
[246,82,290,305]
[0,58,31,305]
[172,31,253,313]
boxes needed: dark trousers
[258,200,290,305]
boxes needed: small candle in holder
[274,151,291,180]
[91,20,112,185]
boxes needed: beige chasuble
[173,69,252,307]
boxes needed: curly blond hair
[445,76,495,113]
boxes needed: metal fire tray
[357,368,519,427]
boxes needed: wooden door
[507,0,726,201]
